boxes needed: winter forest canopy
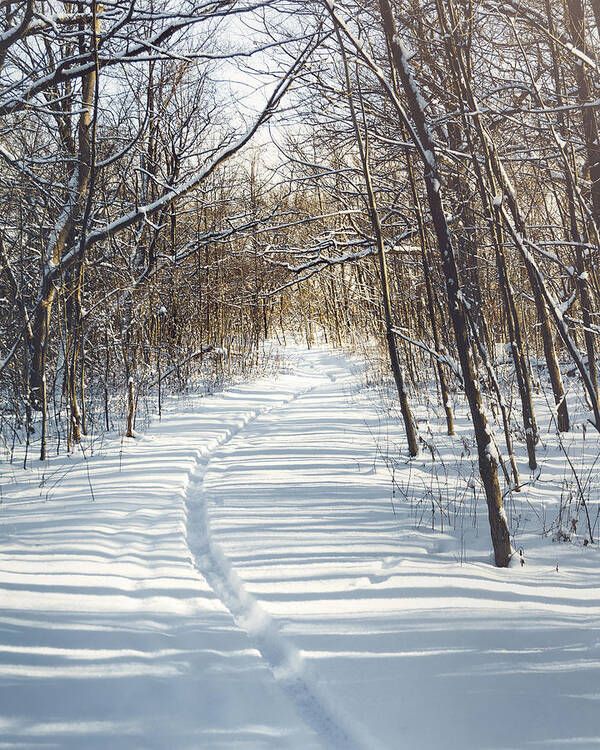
[3,0,600,596]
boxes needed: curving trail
[1,346,599,750]
[185,351,379,750]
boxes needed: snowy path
[185,362,369,750]
[1,347,599,749]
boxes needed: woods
[3,0,600,565]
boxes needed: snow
[423,148,436,170]
[456,289,471,309]
[1,347,599,749]
[564,42,597,70]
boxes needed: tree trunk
[27,4,100,413]
[126,378,135,438]
[375,0,512,565]
[337,27,419,456]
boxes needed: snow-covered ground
[1,347,599,749]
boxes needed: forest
[1,1,599,748]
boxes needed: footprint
[368,573,391,585]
